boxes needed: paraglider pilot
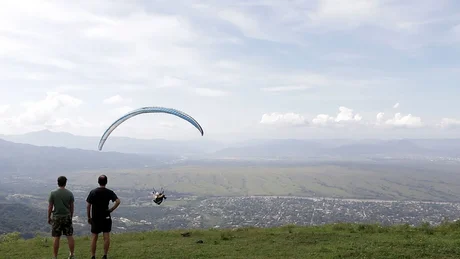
[152,187,167,205]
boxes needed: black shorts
[91,217,112,234]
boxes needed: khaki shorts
[51,215,73,237]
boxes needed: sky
[1,0,460,141]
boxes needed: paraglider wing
[98,106,204,151]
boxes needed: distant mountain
[0,138,171,175]
[327,139,426,156]
[333,139,460,157]
[410,139,460,152]
[2,130,459,160]
[0,130,224,156]
[211,138,460,158]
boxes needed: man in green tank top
[48,176,75,259]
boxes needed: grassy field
[70,162,460,201]
[3,222,460,258]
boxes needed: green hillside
[2,222,460,258]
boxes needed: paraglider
[97,106,204,151]
[152,187,166,205]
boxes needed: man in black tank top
[86,175,121,259]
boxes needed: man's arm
[86,202,92,224]
[109,198,120,213]
[48,202,53,223]
[70,193,75,218]
[47,192,53,224]
[86,191,93,224]
[109,191,121,213]
[70,201,74,219]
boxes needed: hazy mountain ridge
[213,139,460,158]
[1,130,460,159]
[0,130,224,156]
[0,138,171,175]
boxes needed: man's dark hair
[57,176,67,187]
[98,175,108,186]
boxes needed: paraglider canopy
[98,106,204,151]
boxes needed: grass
[3,221,460,258]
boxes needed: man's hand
[109,198,121,213]
[48,217,52,225]
[87,218,92,225]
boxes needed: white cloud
[0,92,90,134]
[260,112,308,127]
[0,1,459,139]
[335,107,363,122]
[0,1,436,95]
[0,1,228,94]
[438,118,460,129]
[384,113,423,128]
[312,106,362,127]
[309,109,426,130]
[312,114,335,126]
[376,112,385,125]
[15,92,82,126]
[393,102,400,108]
[374,111,425,129]
[0,105,10,115]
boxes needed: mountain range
[0,138,168,175]
[212,138,460,158]
[1,130,459,162]
[0,130,223,156]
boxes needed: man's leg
[90,218,101,258]
[66,235,75,257]
[102,218,113,257]
[91,233,98,257]
[53,236,60,258]
[51,217,62,258]
[90,221,100,257]
[63,215,75,257]
[103,232,110,256]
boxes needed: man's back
[86,187,118,219]
[49,188,74,217]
